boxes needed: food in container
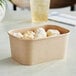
[8,25,70,65]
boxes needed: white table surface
[0,9,76,76]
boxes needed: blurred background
[0,0,76,23]
[7,0,76,11]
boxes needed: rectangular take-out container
[8,25,70,65]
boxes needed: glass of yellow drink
[30,0,50,22]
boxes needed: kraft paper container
[8,25,70,65]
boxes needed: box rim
[8,24,70,41]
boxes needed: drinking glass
[30,0,50,22]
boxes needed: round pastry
[35,28,47,39]
[13,32,23,38]
[23,31,35,39]
[47,29,60,37]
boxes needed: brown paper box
[8,25,70,65]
